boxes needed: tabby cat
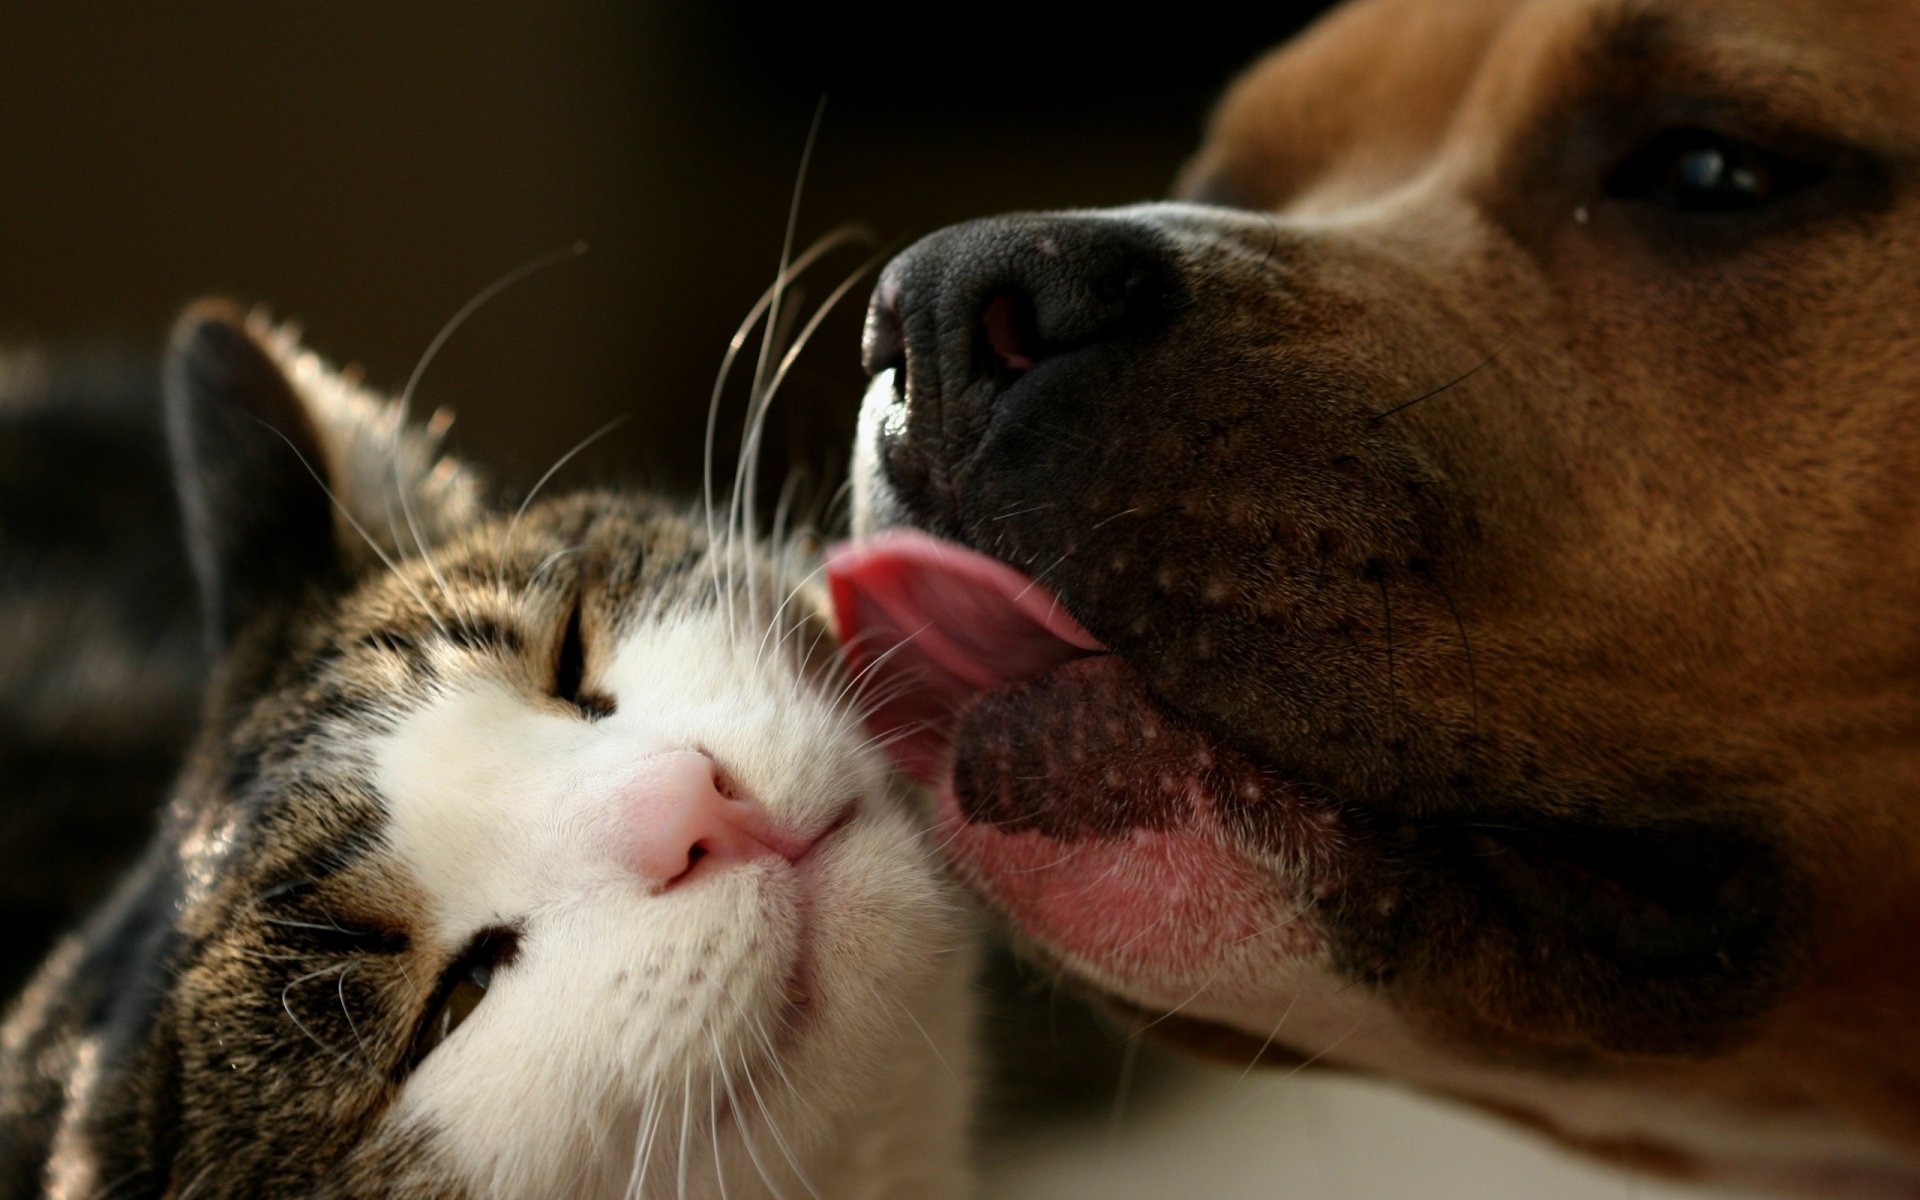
[0,303,973,1199]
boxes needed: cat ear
[164,300,343,648]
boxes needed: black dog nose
[861,216,1184,503]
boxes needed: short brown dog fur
[846,1,1920,1195]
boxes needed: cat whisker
[1226,1011,1370,1115]
[741,1019,825,1200]
[621,1096,644,1200]
[395,242,588,425]
[889,995,961,1087]
[751,556,831,674]
[251,913,375,938]
[838,714,931,773]
[997,840,1095,877]
[825,473,858,533]
[744,1019,807,1116]
[519,544,588,607]
[712,1029,786,1200]
[734,99,830,628]
[828,699,909,759]
[794,610,841,697]
[822,625,929,722]
[1010,548,1075,607]
[676,1059,695,1200]
[1230,986,1304,1091]
[768,467,809,570]
[248,877,318,903]
[382,486,464,630]
[277,960,367,1076]
[169,1162,216,1200]
[730,246,891,626]
[389,243,587,630]
[732,247,890,551]
[709,1065,731,1200]
[843,672,941,727]
[229,946,355,965]
[249,418,452,639]
[334,960,375,1071]
[916,818,976,869]
[626,1079,666,1200]
[1122,953,1234,1044]
[702,224,872,627]
[85,1164,158,1200]
[838,693,938,758]
[494,415,633,600]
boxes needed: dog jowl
[831,0,1920,1195]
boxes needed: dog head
[835,0,1920,1193]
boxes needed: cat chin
[377,858,974,1200]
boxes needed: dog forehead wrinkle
[1201,0,1912,224]
[1573,0,1881,114]
[1474,0,1918,155]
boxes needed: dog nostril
[981,289,1041,373]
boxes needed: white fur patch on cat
[370,607,973,1200]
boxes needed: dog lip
[827,529,1341,814]
[826,529,1108,782]
[932,766,1330,995]
[827,527,1308,797]
[829,529,1351,992]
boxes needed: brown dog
[829,1,1920,1196]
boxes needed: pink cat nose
[624,751,809,889]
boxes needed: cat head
[4,305,971,1199]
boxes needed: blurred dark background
[0,2,1334,503]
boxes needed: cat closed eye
[405,925,520,1073]
[420,968,488,1055]
[553,598,616,719]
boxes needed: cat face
[0,306,972,1200]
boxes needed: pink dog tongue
[827,530,1106,782]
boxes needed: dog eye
[1606,128,1821,214]
[405,925,520,1072]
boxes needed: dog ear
[164,300,344,649]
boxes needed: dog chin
[828,526,1349,1011]
[933,775,1325,1010]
